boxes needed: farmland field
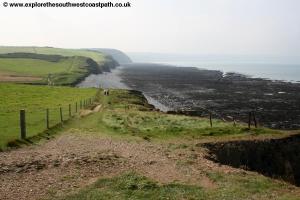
[0,83,97,149]
[0,58,78,76]
[0,46,105,64]
[0,53,100,85]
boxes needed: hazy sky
[0,0,299,57]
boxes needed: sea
[154,61,300,83]
[127,53,300,83]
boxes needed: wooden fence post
[209,112,213,128]
[60,107,63,122]
[233,116,236,127]
[253,111,257,128]
[76,102,78,113]
[20,109,26,139]
[69,104,71,117]
[248,112,252,129]
[46,109,49,129]
[80,100,82,109]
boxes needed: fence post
[80,100,82,109]
[233,117,236,127]
[248,112,252,129]
[46,109,49,129]
[60,107,63,122]
[20,109,26,140]
[253,111,257,128]
[209,112,213,128]
[69,104,71,117]
[76,102,78,113]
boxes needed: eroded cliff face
[203,134,300,186]
[90,48,132,65]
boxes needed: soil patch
[202,134,300,186]
[0,133,235,200]
[0,72,42,82]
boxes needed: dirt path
[0,72,42,82]
[0,130,238,200]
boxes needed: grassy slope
[0,56,90,85]
[53,89,299,200]
[70,89,279,140]
[0,57,78,76]
[0,56,91,85]
[1,88,298,199]
[0,47,108,84]
[0,83,97,149]
[0,46,105,64]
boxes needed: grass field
[59,172,298,200]
[0,57,77,76]
[0,47,119,85]
[69,89,279,141]
[0,87,280,150]
[0,83,97,149]
[0,46,105,64]
[0,56,91,85]
[0,51,106,85]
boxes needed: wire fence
[0,97,95,146]
[167,109,259,129]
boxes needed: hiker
[103,89,110,96]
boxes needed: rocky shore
[120,63,300,130]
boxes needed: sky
[0,0,300,60]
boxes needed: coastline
[151,61,300,83]
[120,64,300,130]
[77,63,300,130]
[77,68,129,89]
[77,67,169,111]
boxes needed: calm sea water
[155,61,300,82]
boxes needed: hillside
[0,46,119,73]
[91,48,133,65]
[0,46,105,64]
[0,53,102,85]
[0,88,299,200]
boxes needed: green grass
[0,52,103,85]
[57,172,299,200]
[0,46,105,64]
[205,171,300,200]
[0,83,97,149]
[0,56,90,85]
[68,89,279,141]
[0,57,78,76]
[1,87,297,199]
[0,47,115,85]
[0,88,279,148]
[57,172,205,200]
